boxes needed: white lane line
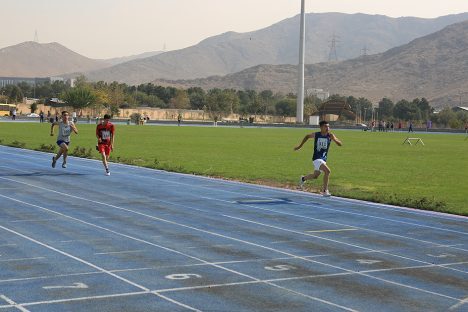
[58,239,112,244]
[0,271,100,284]
[35,152,468,240]
[1,149,466,226]
[0,193,463,305]
[2,150,467,248]
[94,250,144,255]
[305,229,358,233]
[0,295,30,312]
[43,282,88,290]
[20,291,149,308]
[0,222,200,311]
[200,194,468,248]
[0,257,45,263]
[153,292,202,312]
[221,214,468,274]
[0,223,149,291]
[450,296,468,310]
[0,152,465,305]
[11,218,62,223]
[0,197,358,310]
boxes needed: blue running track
[0,145,467,311]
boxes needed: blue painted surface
[0,145,467,311]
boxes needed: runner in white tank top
[50,111,78,168]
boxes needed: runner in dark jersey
[96,114,115,176]
[294,120,342,196]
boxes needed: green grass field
[1,122,467,215]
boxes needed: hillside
[0,41,110,77]
[153,20,468,108]
[103,51,164,66]
[83,12,468,83]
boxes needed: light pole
[296,0,305,124]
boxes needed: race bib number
[316,138,328,151]
[62,125,71,136]
[101,130,111,140]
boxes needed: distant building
[306,88,329,101]
[452,106,468,112]
[0,76,68,88]
[313,99,356,122]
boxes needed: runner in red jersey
[96,114,115,176]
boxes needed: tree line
[1,76,466,128]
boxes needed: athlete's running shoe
[299,176,305,189]
[62,162,67,168]
[322,190,331,197]
[105,168,110,176]
[51,156,56,168]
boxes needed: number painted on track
[165,273,202,280]
[264,265,296,271]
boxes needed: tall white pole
[296,0,306,123]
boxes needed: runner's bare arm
[294,134,313,151]
[330,133,342,146]
[50,122,57,136]
[71,123,78,134]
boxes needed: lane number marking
[165,274,202,280]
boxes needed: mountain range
[0,12,467,107]
[81,12,468,84]
[0,42,163,77]
[154,20,468,108]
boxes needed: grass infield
[1,122,467,216]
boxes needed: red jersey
[96,122,115,144]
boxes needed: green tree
[62,87,97,111]
[187,87,206,110]
[3,85,24,103]
[378,98,394,119]
[258,90,274,116]
[237,90,258,115]
[275,99,296,117]
[30,103,38,113]
[393,99,420,121]
[413,98,432,121]
[170,89,190,109]
[433,107,456,128]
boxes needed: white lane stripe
[7,152,468,239]
[6,155,465,255]
[0,192,463,304]
[4,155,464,254]
[0,257,46,263]
[20,291,149,308]
[0,271,100,284]
[220,214,468,274]
[1,147,466,223]
[11,218,62,223]
[0,197,359,310]
[0,295,30,312]
[142,194,468,275]
[450,296,468,310]
[94,250,144,255]
[0,223,149,292]
[153,293,202,312]
[2,149,467,241]
[0,150,465,302]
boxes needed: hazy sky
[2,0,468,59]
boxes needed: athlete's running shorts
[56,140,69,147]
[313,159,326,171]
[97,143,112,156]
